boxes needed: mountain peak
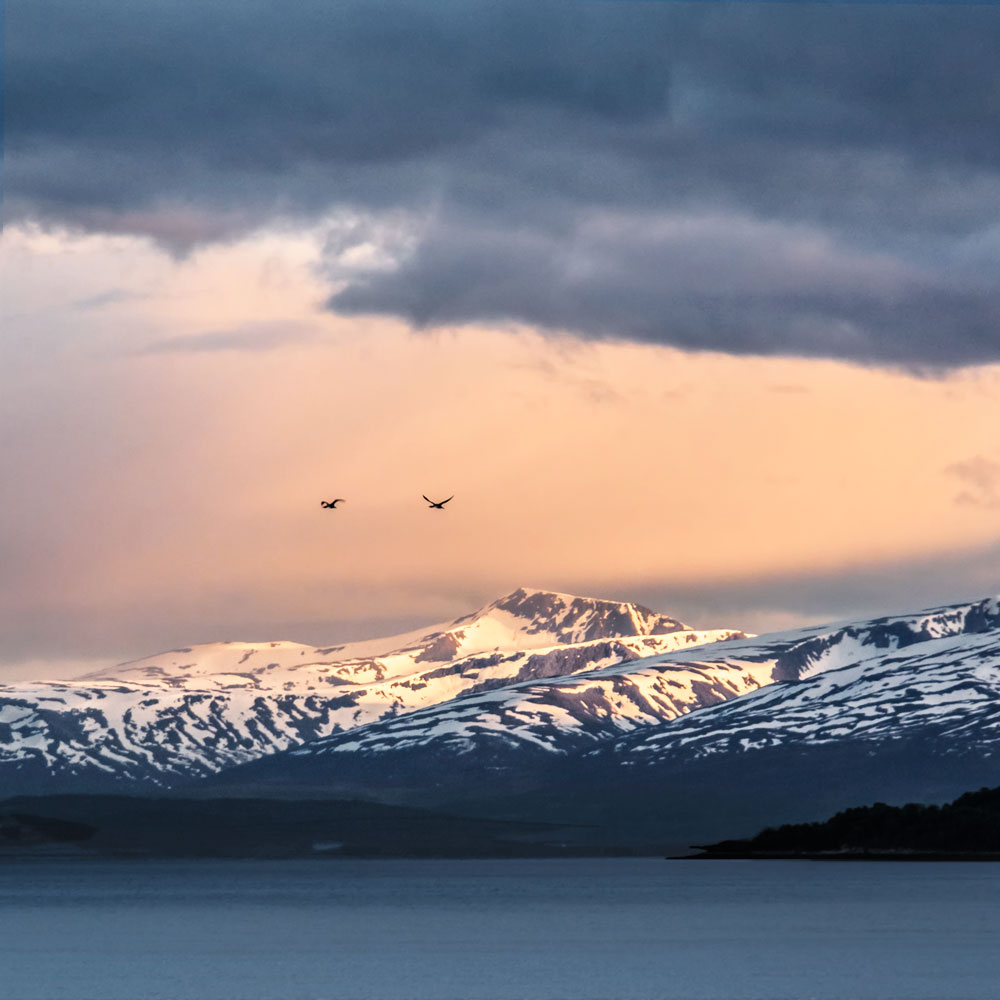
[468,586,688,644]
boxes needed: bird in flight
[320,499,345,509]
[423,495,454,509]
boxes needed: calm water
[3,858,1000,1000]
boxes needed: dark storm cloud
[7,0,1000,365]
[327,204,1000,366]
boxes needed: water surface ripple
[3,858,999,1000]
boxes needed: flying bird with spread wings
[423,495,454,509]
[320,499,345,509]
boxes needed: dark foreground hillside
[690,786,1000,859]
[0,795,619,859]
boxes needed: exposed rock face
[487,588,687,644]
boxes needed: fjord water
[4,859,1000,1000]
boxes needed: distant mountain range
[4,588,1000,853]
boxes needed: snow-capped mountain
[217,595,1000,805]
[0,589,745,794]
[574,595,1000,845]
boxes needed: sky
[2,0,1000,680]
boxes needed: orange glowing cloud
[3,225,1000,674]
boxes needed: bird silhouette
[423,495,454,509]
[320,499,345,509]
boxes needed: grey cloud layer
[8,0,1000,365]
[630,538,1000,638]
